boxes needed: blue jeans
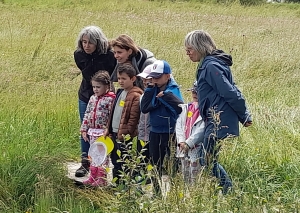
[199,137,232,188]
[79,99,89,158]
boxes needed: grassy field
[1,0,300,212]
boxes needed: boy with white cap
[141,60,184,195]
[135,65,153,183]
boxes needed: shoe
[83,166,98,185]
[219,182,233,195]
[91,167,107,187]
[75,157,90,177]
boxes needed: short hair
[76,26,109,54]
[91,70,110,85]
[184,30,216,58]
[110,34,139,59]
[117,63,136,78]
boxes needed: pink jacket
[80,92,116,132]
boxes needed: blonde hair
[184,30,216,58]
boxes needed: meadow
[0,0,300,212]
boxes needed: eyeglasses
[185,48,194,54]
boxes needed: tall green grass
[1,0,300,212]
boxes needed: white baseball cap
[137,64,152,79]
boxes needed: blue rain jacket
[197,50,252,139]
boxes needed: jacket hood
[130,86,144,95]
[104,91,116,99]
[208,49,233,66]
[167,77,179,88]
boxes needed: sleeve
[140,86,159,113]
[175,105,186,144]
[74,50,85,71]
[126,95,141,135]
[107,96,115,124]
[80,97,93,132]
[206,63,251,124]
[74,50,95,80]
[160,92,184,115]
[185,118,205,148]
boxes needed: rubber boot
[83,166,98,185]
[91,167,107,187]
[75,157,90,177]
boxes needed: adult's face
[113,46,132,63]
[82,35,96,54]
[185,47,201,62]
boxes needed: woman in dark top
[110,34,156,89]
[74,26,116,177]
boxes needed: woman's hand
[244,121,252,127]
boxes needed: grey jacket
[138,95,150,141]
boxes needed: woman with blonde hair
[184,30,252,194]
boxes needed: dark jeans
[149,132,172,176]
[199,137,232,188]
[79,99,89,158]
[149,132,178,195]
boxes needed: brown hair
[91,70,110,85]
[117,63,136,79]
[110,34,139,59]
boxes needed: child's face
[142,77,152,88]
[92,81,109,97]
[192,91,198,102]
[113,46,132,63]
[117,72,135,91]
[152,74,170,88]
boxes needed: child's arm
[159,92,184,115]
[185,118,205,149]
[125,95,141,137]
[175,105,186,145]
[140,85,159,113]
[80,97,94,142]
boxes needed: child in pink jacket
[176,81,205,184]
[80,70,115,186]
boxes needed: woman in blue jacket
[184,30,252,194]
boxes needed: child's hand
[156,91,164,98]
[178,142,189,153]
[81,132,89,142]
[103,129,109,138]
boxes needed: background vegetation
[0,0,300,212]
